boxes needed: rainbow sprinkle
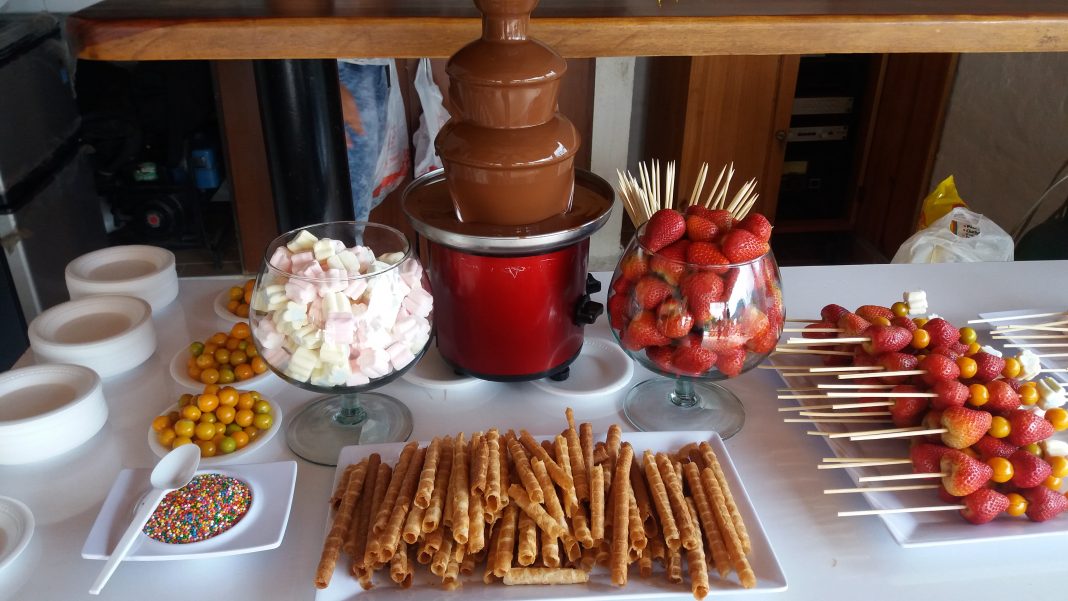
[143,473,252,544]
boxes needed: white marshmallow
[981,345,1003,358]
[387,341,415,370]
[318,268,347,295]
[343,278,368,302]
[357,348,391,379]
[324,312,355,345]
[346,360,370,386]
[285,346,318,382]
[302,261,325,279]
[282,301,310,326]
[285,278,317,304]
[292,324,323,349]
[312,238,337,261]
[1018,350,1042,381]
[269,246,292,272]
[336,250,360,274]
[351,246,376,272]
[1037,377,1067,410]
[286,229,318,252]
[378,251,406,265]
[1041,439,1068,457]
[319,342,350,366]
[325,254,345,270]
[323,292,352,316]
[903,290,927,316]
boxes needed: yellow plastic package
[917,175,969,231]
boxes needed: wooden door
[643,55,799,221]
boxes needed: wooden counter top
[69,0,1068,60]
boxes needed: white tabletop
[2,260,1067,600]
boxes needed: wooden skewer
[968,311,1068,324]
[772,348,855,356]
[850,428,946,441]
[687,162,708,207]
[1041,368,1068,373]
[784,318,822,323]
[759,364,824,370]
[778,401,892,412]
[701,163,728,209]
[799,411,892,417]
[784,418,893,424]
[782,327,843,333]
[824,426,923,439]
[811,365,884,373]
[826,485,941,496]
[785,337,869,345]
[994,319,1068,331]
[993,334,1068,340]
[841,503,961,516]
[1033,353,1068,358]
[817,384,895,389]
[823,457,909,463]
[1004,342,1068,347]
[778,394,847,400]
[776,386,822,392]
[817,459,912,470]
[779,369,880,377]
[858,472,942,483]
[837,369,923,380]
[826,391,936,398]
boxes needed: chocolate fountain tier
[435,116,579,225]
[447,37,566,128]
[402,169,612,254]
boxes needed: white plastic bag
[412,58,450,177]
[891,207,1014,263]
[371,60,410,204]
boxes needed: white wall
[930,53,1068,239]
[588,57,636,271]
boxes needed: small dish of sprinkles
[142,473,253,544]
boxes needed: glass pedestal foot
[622,378,745,439]
[285,392,413,466]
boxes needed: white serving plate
[401,344,482,389]
[28,296,156,378]
[0,496,34,572]
[531,338,634,399]
[82,461,297,561]
[169,347,273,391]
[771,352,1068,547]
[65,245,179,313]
[147,399,283,466]
[213,288,247,324]
[316,431,787,601]
[976,308,1068,373]
[0,364,108,465]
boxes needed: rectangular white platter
[315,431,787,601]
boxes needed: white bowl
[147,398,282,466]
[65,245,179,312]
[28,296,156,378]
[0,364,108,465]
[213,288,246,324]
[169,347,272,391]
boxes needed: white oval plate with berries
[147,398,283,467]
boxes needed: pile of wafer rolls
[314,408,755,599]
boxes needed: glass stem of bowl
[335,393,368,426]
[670,378,700,409]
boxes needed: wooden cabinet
[642,54,957,263]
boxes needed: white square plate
[772,350,1068,548]
[315,431,787,600]
[82,460,297,560]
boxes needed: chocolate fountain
[403,0,613,381]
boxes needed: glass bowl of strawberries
[607,206,784,437]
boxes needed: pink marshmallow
[357,348,390,378]
[269,246,292,272]
[285,278,317,304]
[302,260,325,279]
[343,278,368,301]
[387,341,415,370]
[290,251,314,272]
[264,347,290,368]
[317,268,347,295]
[402,290,432,318]
[325,312,355,345]
[392,316,417,341]
[308,298,325,327]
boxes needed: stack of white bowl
[1,245,177,464]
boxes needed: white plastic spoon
[89,444,201,595]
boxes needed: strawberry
[707,209,735,231]
[1023,484,1068,522]
[922,317,960,347]
[922,408,945,443]
[984,379,1020,413]
[931,380,970,410]
[685,215,718,242]
[1009,449,1052,488]
[910,442,951,473]
[648,239,689,285]
[656,298,694,339]
[737,213,772,242]
[940,406,992,449]
[891,387,929,427]
[863,325,912,354]
[877,352,919,376]
[684,204,716,219]
[1001,378,1022,392]
[715,347,747,377]
[820,304,849,323]
[1005,410,1055,447]
[619,252,649,281]
[720,229,769,263]
[891,315,918,332]
[701,322,746,353]
[940,450,994,496]
[645,345,675,372]
[682,271,725,323]
[607,293,631,330]
[747,326,779,354]
[611,276,632,296]
[928,344,964,361]
[621,311,671,351]
[836,312,871,337]
[855,305,894,323]
[802,321,837,339]
[972,352,1006,383]
[937,484,961,503]
[920,353,961,386]
[641,209,686,252]
[673,346,717,375]
[960,488,1010,524]
[632,276,673,310]
[686,241,731,268]
[971,435,1017,460]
